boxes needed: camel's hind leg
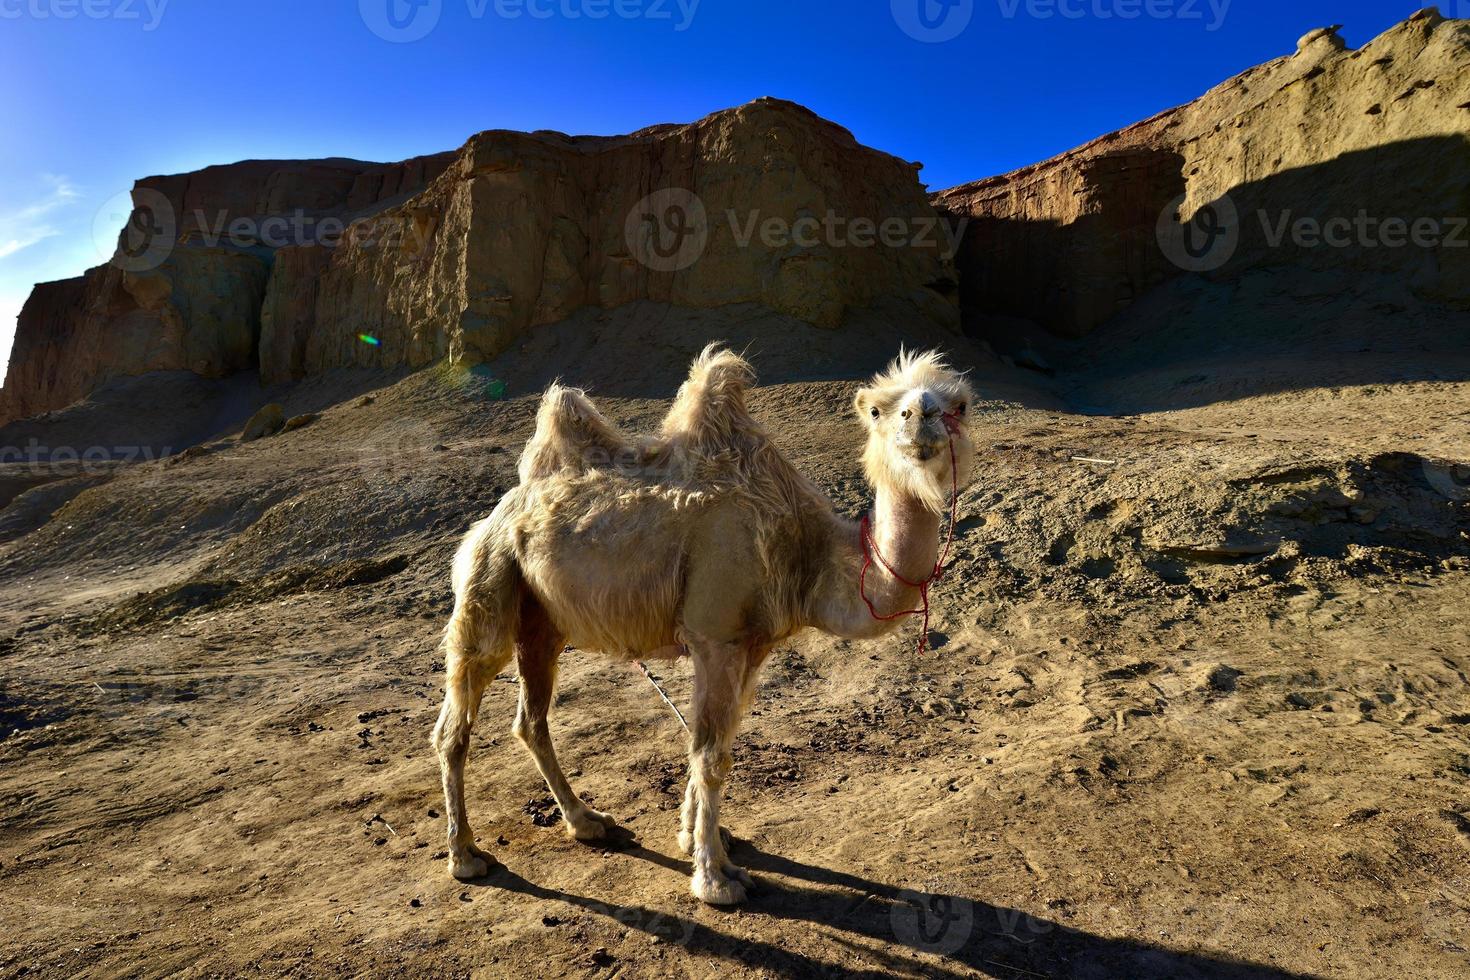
[512,596,617,841]
[430,598,514,881]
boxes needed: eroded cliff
[4,12,1466,425]
[935,9,1470,337]
[1,99,956,421]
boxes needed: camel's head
[854,350,977,513]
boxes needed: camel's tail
[660,344,759,453]
[519,382,639,482]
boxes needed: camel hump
[519,382,639,481]
[660,344,759,450]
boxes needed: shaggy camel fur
[431,345,976,904]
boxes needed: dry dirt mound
[0,298,1467,977]
[87,554,411,635]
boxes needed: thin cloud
[0,176,81,261]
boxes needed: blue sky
[0,0,1433,376]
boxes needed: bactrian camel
[431,345,976,904]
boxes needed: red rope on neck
[859,411,962,654]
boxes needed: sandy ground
[0,302,1467,979]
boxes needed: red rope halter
[858,411,962,654]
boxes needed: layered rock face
[276,99,955,381]
[1,100,955,422]
[1,156,453,423]
[5,252,270,424]
[935,9,1470,337]
[4,12,1464,425]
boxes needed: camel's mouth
[903,442,943,463]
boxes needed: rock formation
[278,99,955,382]
[4,252,270,423]
[2,12,1465,425]
[2,155,453,423]
[934,9,1469,337]
[1,100,955,422]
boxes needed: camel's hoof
[448,845,494,881]
[724,863,755,890]
[692,869,748,906]
[567,808,615,841]
[678,825,732,856]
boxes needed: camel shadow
[474,836,1314,979]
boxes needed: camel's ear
[854,388,876,425]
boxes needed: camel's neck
[868,484,943,588]
[808,484,942,640]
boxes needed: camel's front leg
[678,773,732,856]
[684,636,760,905]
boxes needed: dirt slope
[0,301,1466,979]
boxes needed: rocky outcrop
[5,11,1464,424]
[258,245,332,384]
[240,403,285,442]
[3,251,270,423]
[936,9,1470,337]
[1,155,454,423]
[140,155,456,246]
[282,98,956,381]
[2,100,955,417]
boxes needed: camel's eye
[870,407,880,419]
[956,403,968,416]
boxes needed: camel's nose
[898,392,947,457]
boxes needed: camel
[430,345,976,904]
